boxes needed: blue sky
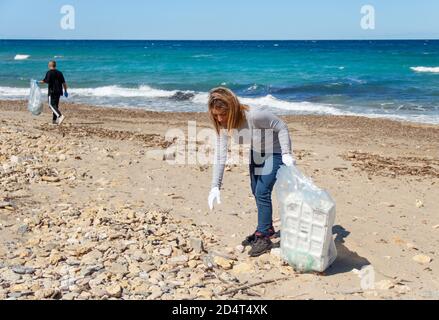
[1,0,439,40]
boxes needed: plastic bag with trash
[28,80,43,116]
[275,165,337,272]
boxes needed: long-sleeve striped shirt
[211,108,292,189]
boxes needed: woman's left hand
[282,154,296,166]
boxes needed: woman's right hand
[208,187,221,210]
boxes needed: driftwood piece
[219,276,291,296]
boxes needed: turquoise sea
[1,40,439,123]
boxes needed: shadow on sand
[324,225,370,276]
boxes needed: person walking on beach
[36,60,68,125]
[207,87,295,257]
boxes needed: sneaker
[248,235,273,257]
[57,115,65,125]
[242,227,276,247]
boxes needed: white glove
[208,187,221,210]
[282,154,296,166]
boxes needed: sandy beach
[1,99,438,300]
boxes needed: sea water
[1,39,439,123]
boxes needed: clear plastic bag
[275,165,337,272]
[28,80,43,116]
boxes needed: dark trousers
[249,151,283,236]
[48,94,62,121]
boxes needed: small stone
[1,269,22,282]
[128,263,141,275]
[90,286,108,298]
[219,272,238,283]
[105,284,122,298]
[147,290,163,300]
[202,255,215,269]
[189,238,205,254]
[62,292,78,300]
[10,155,20,164]
[235,245,245,254]
[413,254,432,264]
[8,292,23,299]
[132,283,150,296]
[433,225,439,230]
[11,265,36,275]
[148,271,163,283]
[0,201,14,209]
[232,262,253,274]
[74,244,93,256]
[81,264,104,277]
[375,280,394,290]
[213,256,233,270]
[188,274,204,287]
[197,289,213,299]
[108,262,128,275]
[17,224,29,235]
[159,247,172,257]
[27,238,41,246]
[88,273,108,289]
[35,288,56,299]
[10,283,29,292]
[42,176,60,183]
[168,255,189,266]
[406,243,418,250]
[78,291,92,299]
[415,199,424,208]
[395,285,411,294]
[49,252,65,265]
[66,258,81,266]
[81,250,103,265]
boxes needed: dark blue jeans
[249,151,283,237]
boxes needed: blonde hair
[208,87,249,134]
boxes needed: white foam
[0,86,29,98]
[192,92,439,124]
[359,112,439,125]
[14,54,30,60]
[410,66,439,73]
[1,85,438,124]
[192,92,209,104]
[70,85,178,98]
[240,95,350,116]
[0,85,181,100]
[192,54,213,58]
[193,93,352,115]
[246,84,259,91]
